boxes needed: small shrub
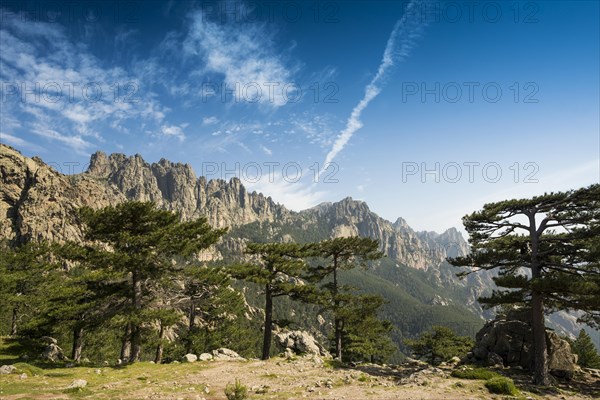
[357,373,371,382]
[225,379,248,400]
[451,367,500,380]
[484,377,519,396]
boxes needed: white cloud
[0,132,45,152]
[161,124,186,141]
[259,144,273,155]
[245,178,327,211]
[31,124,93,155]
[0,12,174,154]
[322,0,427,170]
[184,9,294,107]
[202,116,219,125]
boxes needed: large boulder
[274,329,330,357]
[471,308,577,378]
[41,343,67,362]
[181,354,198,363]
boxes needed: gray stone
[273,329,329,357]
[67,379,87,389]
[211,348,244,360]
[182,354,198,363]
[0,365,16,374]
[40,336,58,345]
[472,308,576,378]
[199,353,213,361]
[41,343,67,362]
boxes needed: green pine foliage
[572,329,600,368]
[339,294,397,363]
[404,326,473,365]
[229,242,315,359]
[449,184,600,385]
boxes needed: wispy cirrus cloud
[183,7,295,107]
[322,0,429,169]
[0,132,46,152]
[0,10,178,154]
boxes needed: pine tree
[306,237,383,361]
[76,201,227,362]
[404,326,473,365]
[340,294,396,363]
[230,242,313,360]
[0,241,52,337]
[572,329,600,368]
[449,184,600,385]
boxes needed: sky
[1,0,599,233]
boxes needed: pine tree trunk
[531,291,549,385]
[186,298,196,354]
[130,326,142,363]
[333,260,343,361]
[10,307,18,336]
[262,284,273,360]
[120,323,132,362]
[155,323,165,364]
[72,326,84,362]
[129,269,143,363]
[529,219,550,385]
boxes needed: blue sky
[1,0,598,233]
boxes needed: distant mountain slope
[3,144,591,348]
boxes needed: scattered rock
[449,356,461,365]
[19,373,27,380]
[67,379,87,389]
[0,365,16,374]
[211,348,245,360]
[182,354,198,363]
[400,367,447,385]
[41,343,67,362]
[199,353,213,361]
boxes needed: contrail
[321,0,428,172]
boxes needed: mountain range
[0,144,586,349]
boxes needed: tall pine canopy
[449,184,600,385]
[230,242,313,360]
[307,237,383,361]
[75,201,227,362]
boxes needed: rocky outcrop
[274,329,330,357]
[86,150,289,228]
[470,309,578,378]
[0,145,125,244]
[299,198,470,272]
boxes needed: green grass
[484,377,519,396]
[12,362,45,376]
[451,367,501,380]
